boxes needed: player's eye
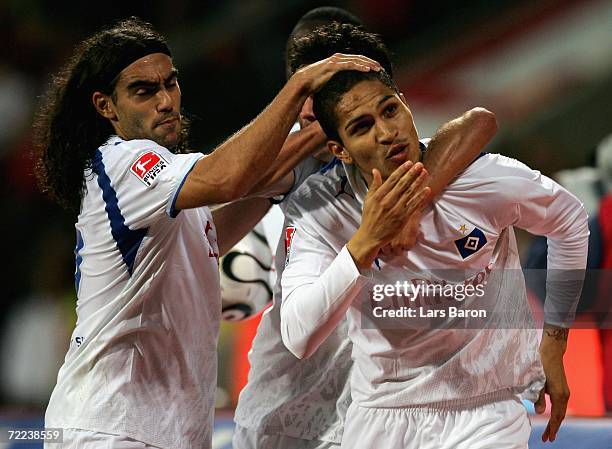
[165,77,178,89]
[351,119,373,135]
[384,103,398,116]
[135,87,155,96]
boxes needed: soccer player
[233,19,498,449]
[32,17,382,449]
[279,68,589,447]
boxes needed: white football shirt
[45,136,220,449]
[234,157,353,443]
[281,154,588,409]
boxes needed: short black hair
[313,69,398,143]
[287,22,393,78]
[285,7,363,78]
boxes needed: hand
[348,161,430,269]
[535,326,570,443]
[380,210,423,257]
[291,53,381,95]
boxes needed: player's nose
[376,121,398,144]
[157,88,174,112]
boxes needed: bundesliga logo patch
[285,226,296,266]
[130,151,168,187]
[454,227,487,259]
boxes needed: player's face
[329,80,420,185]
[299,96,317,129]
[107,53,182,149]
[299,95,332,161]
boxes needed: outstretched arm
[247,122,326,198]
[175,54,381,209]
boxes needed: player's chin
[156,129,180,150]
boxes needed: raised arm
[423,107,497,196]
[247,122,326,198]
[175,54,381,210]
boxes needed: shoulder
[284,162,358,229]
[286,162,348,212]
[97,137,175,165]
[452,153,542,189]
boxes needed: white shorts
[341,398,530,449]
[232,424,340,449]
[46,428,161,449]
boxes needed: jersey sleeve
[280,202,371,359]
[277,157,323,214]
[102,140,204,229]
[496,158,589,326]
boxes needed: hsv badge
[454,227,487,259]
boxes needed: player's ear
[92,91,117,121]
[327,140,353,164]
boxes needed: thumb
[535,388,546,414]
[370,169,382,192]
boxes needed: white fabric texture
[340,398,530,449]
[45,136,220,449]
[280,153,588,410]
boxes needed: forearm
[176,77,309,208]
[281,246,369,359]
[211,197,272,256]
[537,323,571,442]
[247,123,326,197]
[423,107,497,196]
[541,192,589,326]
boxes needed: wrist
[347,230,382,270]
[287,71,310,98]
[539,326,569,357]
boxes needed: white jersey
[234,157,352,443]
[45,136,220,449]
[281,154,588,409]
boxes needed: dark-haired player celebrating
[280,62,588,447]
[33,16,383,449]
[233,14,498,449]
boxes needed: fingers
[369,169,383,194]
[385,196,425,254]
[404,186,431,217]
[544,393,569,442]
[375,161,416,198]
[329,53,382,72]
[303,53,382,93]
[542,421,552,442]
[534,388,546,414]
[386,163,426,204]
[395,169,429,214]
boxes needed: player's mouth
[386,143,408,163]
[156,116,179,128]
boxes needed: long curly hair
[33,17,190,211]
